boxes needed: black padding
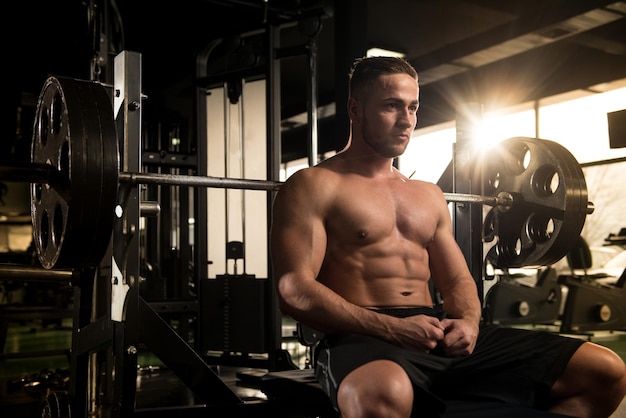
[442,400,574,417]
[608,108,626,149]
[261,369,575,418]
[566,236,592,270]
[261,369,337,417]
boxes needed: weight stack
[201,274,268,355]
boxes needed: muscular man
[270,56,626,418]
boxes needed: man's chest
[325,182,438,245]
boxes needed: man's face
[357,73,419,158]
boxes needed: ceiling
[8,0,626,162]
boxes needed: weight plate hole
[40,212,49,252]
[52,203,64,248]
[34,183,43,203]
[486,171,500,192]
[532,165,560,197]
[497,238,521,258]
[60,141,69,177]
[52,91,63,135]
[39,105,50,147]
[525,214,555,243]
[506,143,531,175]
[514,238,522,256]
[519,149,531,171]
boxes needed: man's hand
[437,318,478,356]
[389,315,446,352]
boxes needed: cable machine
[195,11,327,372]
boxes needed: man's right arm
[270,168,366,334]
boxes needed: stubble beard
[362,116,408,159]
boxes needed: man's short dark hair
[348,56,418,97]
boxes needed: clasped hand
[392,315,478,357]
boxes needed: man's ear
[347,96,359,121]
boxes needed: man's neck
[337,147,397,178]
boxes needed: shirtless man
[270,56,626,418]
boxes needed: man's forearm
[441,280,482,324]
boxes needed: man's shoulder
[405,179,449,208]
[407,178,443,194]
[278,166,339,200]
[285,163,342,185]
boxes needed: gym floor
[1,317,625,417]
[0,315,312,417]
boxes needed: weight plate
[31,76,119,269]
[39,390,71,418]
[482,137,588,268]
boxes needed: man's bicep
[270,189,327,279]
[427,203,471,289]
[271,218,325,276]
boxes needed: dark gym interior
[2,1,626,417]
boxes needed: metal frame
[59,51,250,418]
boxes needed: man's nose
[399,109,415,127]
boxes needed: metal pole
[0,163,518,206]
[307,36,318,167]
[118,172,282,191]
[0,265,73,282]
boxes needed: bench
[260,368,574,418]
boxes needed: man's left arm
[427,188,482,356]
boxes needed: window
[400,83,626,181]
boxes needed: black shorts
[314,307,584,416]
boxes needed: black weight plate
[544,138,588,260]
[76,77,120,267]
[31,76,118,269]
[483,137,588,268]
[38,391,71,418]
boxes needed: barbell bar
[123,174,521,210]
[0,162,518,206]
[0,264,73,283]
[1,165,521,272]
[118,160,593,217]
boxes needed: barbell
[3,162,514,200]
[0,76,593,270]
